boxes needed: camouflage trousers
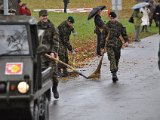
[58,53,68,69]
[41,56,59,87]
[106,47,121,73]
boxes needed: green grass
[25,0,159,42]
[33,12,96,40]
[32,8,159,41]
[22,0,110,9]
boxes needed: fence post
[3,0,9,15]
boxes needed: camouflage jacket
[101,20,129,48]
[58,21,73,54]
[133,10,143,26]
[37,19,59,54]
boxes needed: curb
[34,8,108,13]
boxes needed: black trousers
[64,2,68,13]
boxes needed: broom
[87,31,110,79]
[45,54,88,79]
[87,55,104,79]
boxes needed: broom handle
[45,54,76,71]
[45,54,88,79]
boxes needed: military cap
[67,16,75,23]
[39,9,48,17]
[109,12,117,19]
[9,9,16,14]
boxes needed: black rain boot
[52,84,59,99]
[112,72,118,83]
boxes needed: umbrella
[88,5,106,20]
[137,0,149,2]
[132,2,149,9]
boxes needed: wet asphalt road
[49,34,160,120]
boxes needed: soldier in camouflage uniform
[58,16,76,77]
[101,12,129,83]
[37,10,59,99]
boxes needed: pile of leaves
[68,39,96,68]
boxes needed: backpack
[129,16,134,23]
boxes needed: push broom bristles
[87,55,104,79]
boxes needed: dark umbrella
[88,5,106,20]
[136,0,149,2]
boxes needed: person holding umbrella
[140,6,150,32]
[132,2,149,41]
[88,6,106,57]
[94,7,106,57]
[100,12,129,83]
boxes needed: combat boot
[112,72,118,83]
[52,86,59,99]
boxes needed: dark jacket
[94,14,105,33]
[155,4,160,20]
